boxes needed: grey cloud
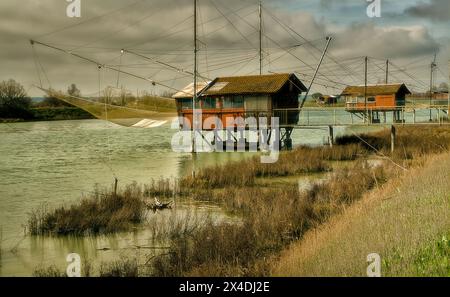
[405,0,450,22]
[0,0,446,96]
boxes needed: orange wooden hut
[342,84,411,111]
[342,83,411,123]
[173,73,307,130]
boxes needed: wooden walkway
[272,106,450,128]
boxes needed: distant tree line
[0,79,90,121]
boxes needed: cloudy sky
[0,0,449,96]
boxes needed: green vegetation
[382,232,450,277]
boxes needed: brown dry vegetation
[181,144,365,189]
[27,183,146,235]
[28,126,450,276]
[150,126,450,276]
[151,162,391,276]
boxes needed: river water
[0,118,380,276]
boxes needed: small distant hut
[341,83,411,122]
[317,95,338,105]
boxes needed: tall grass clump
[33,265,66,277]
[99,258,139,277]
[144,178,180,198]
[27,183,146,236]
[152,162,390,276]
[336,126,450,160]
[180,145,367,189]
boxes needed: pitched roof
[202,73,307,96]
[341,84,411,96]
[172,82,211,99]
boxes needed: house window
[180,99,192,110]
[223,96,244,108]
[200,97,217,109]
[368,97,376,102]
[233,96,244,108]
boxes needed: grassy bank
[271,152,450,277]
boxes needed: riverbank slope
[272,152,450,276]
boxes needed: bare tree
[0,79,32,119]
[67,83,81,97]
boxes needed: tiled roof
[203,73,307,96]
[341,84,411,96]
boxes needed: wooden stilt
[328,126,334,148]
[391,125,396,154]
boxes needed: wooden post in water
[328,126,334,148]
[114,178,118,196]
[390,125,396,154]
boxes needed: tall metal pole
[429,56,436,121]
[300,36,332,109]
[365,56,368,123]
[259,1,263,75]
[385,59,389,84]
[192,0,198,177]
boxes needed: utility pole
[259,1,263,75]
[385,59,389,84]
[365,56,368,123]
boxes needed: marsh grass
[99,258,139,277]
[27,183,146,236]
[152,162,390,276]
[144,178,179,198]
[337,126,450,160]
[180,145,365,189]
[32,265,66,277]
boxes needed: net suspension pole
[192,0,198,178]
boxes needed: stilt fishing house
[342,83,411,122]
[173,73,307,129]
